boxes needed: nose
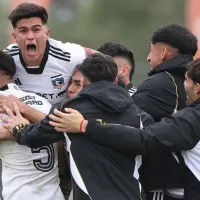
[27,30,34,40]
[147,54,151,63]
[68,84,75,95]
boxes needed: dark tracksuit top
[14,80,153,200]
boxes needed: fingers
[65,108,79,114]
[54,127,67,132]
[3,105,15,117]
[0,108,5,113]
[53,109,67,118]
[13,102,21,116]
[0,116,10,123]
[49,114,64,123]
[49,120,65,128]
[3,124,13,131]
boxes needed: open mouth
[26,44,37,55]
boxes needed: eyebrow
[73,79,81,83]
[18,25,42,29]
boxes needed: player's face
[184,72,200,104]
[147,44,165,69]
[12,17,50,65]
[67,71,83,98]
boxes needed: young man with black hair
[2,54,154,200]
[56,58,200,200]
[1,4,96,198]
[0,51,65,200]
[97,42,137,95]
[127,24,197,200]
[3,2,96,106]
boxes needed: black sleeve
[131,77,176,121]
[16,106,65,148]
[134,105,155,127]
[85,110,199,155]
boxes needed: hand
[49,108,84,133]
[0,95,24,114]
[0,102,30,132]
[0,127,15,141]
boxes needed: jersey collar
[0,83,20,91]
[19,40,50,74]
[0,84,8,91]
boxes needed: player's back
[0,83,64,200]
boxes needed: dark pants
[146,191,184,200]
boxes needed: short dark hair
[187,58,200,84]
[8,3,48,28]
[151,24,198,56]
[97,42,135,81]
[79,53,118,83]
[0,51,16,78]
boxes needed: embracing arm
[84,110,199,155]
[15,114,65,148]
[47,107,199,155]
[20,103,46,122]
[1,103,65,148]
[0,95,46,123]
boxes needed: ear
[121,65,129,75]
[12,32,16,42]
[82,77,89,88]
[46,28,50,40]
[195,83,200,95]
[114,77,118,84]
[161,46,169,61]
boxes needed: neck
[0,79,13,89]
[23,54,44,66]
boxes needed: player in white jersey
[0,51,65,200]
[0,3,95,199]
[2,4,95,198]
[4,2,96,105]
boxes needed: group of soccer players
[0,2,200,200]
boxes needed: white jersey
[5,38,86,105]
[0,84,64,200]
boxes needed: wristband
[12,123,28,137]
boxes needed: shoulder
[4,43,20,57]
[48,38,86,64]
[138,72,176,91]
[49,38,85,55]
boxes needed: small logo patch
[51,74,65,89]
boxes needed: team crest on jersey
[51,74,65,89]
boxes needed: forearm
[84,117,199,155]
[21,103,46,122]
[84,120,142,155]
[15,117,65,148]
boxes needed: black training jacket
[15,80,153,200]
[131,54,193,191]
[84,98,200,200]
